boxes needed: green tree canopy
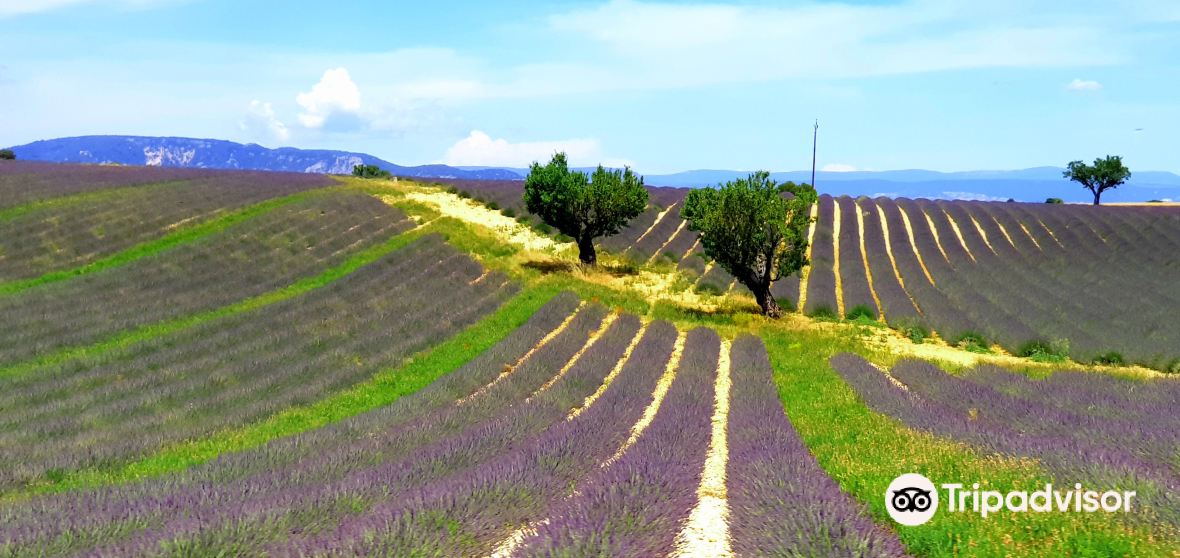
[681,171,817,317]
[1063,155,1131,206]
[0,149,15,160]
[523,153,648,265]
[352,164,392,179]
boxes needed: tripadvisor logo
[886,473,939,526]
[885,473,1136,526]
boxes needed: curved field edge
[0,217,441,382]
[0,188,337,297]
[3,285,563,499]
[761,327,1179,557]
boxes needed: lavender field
[430,178,1180,369]
[1,163,1176,556]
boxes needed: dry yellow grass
[796,202,820,310]
[897,205,937,285]
[602,330,686,467]
[1016,221,1044,251]
[681,237,701,262]
[876,204,923,315]
[672,339,735,558]
[989,214,1020,251]
[648,218,688,264]
[920,208,952,264]
[941,208,977,263]
[566,323,648,421]
[1035,216,1065,248]
[528,312,619,401]
[456,303,585,405]
[403,190,569,254]
[968,213,998,256]
[831,199,846,317]
[854,200,885,320]
[634,203,678,245]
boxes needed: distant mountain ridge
[6,136,521,180]
[7,135,1179,202]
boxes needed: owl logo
[885,473,939,526]
[891,486,934,513]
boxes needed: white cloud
[1065,78,1103,91]
[239,100,289,142]
[296,68,362,129]
[822,163,859,172]
[442,130,623,168]
[544,0,1122,89]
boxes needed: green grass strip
[16,284,561,497]
[0,225,431,383]
[761,328,1175,557]
[0,189,328,297]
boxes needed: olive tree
[523,152,648,266]
[1064,156,1131,206]
[681,171,817,317]
[0,149,15,160]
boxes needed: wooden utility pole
[811,120,819,188]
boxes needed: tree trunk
[752,285,782,318]
[577,236,597,266]
[1093,189,1102,206]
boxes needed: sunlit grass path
[2,284,563,499]
[762,328,1178,557]
[0,219,430,382]
[0,188,331,297]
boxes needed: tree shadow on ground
[522,259,639,278]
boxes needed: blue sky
[1,0,1178,174]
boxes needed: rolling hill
[6,135,520,180]
[0,161,1177,557]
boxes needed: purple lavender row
[0,236,516,491]
[0,192,409,365]
[0,236,452,416]
[57,303,602,554]
[0,294,583,553]
[0,173,330,280]
[836,197,878,317]
[889,361,1180,474]
[81,308,630,556]
[513,327,720,557]
[20,303,602,555]
[726,336,908,557]
[304,321,678,557]
[255,315,655,556]
[0,161,332,209]
[964,366,1180,430]
[830,354,1173,478]
[804,195,839,315]
[830,354,1180,528]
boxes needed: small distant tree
[1045,197,1064,204]
[352,164,392,179]
[0,149,15,160]
[523,153,648,266]
[1063,156,1131,206]
[681,171,817,318]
